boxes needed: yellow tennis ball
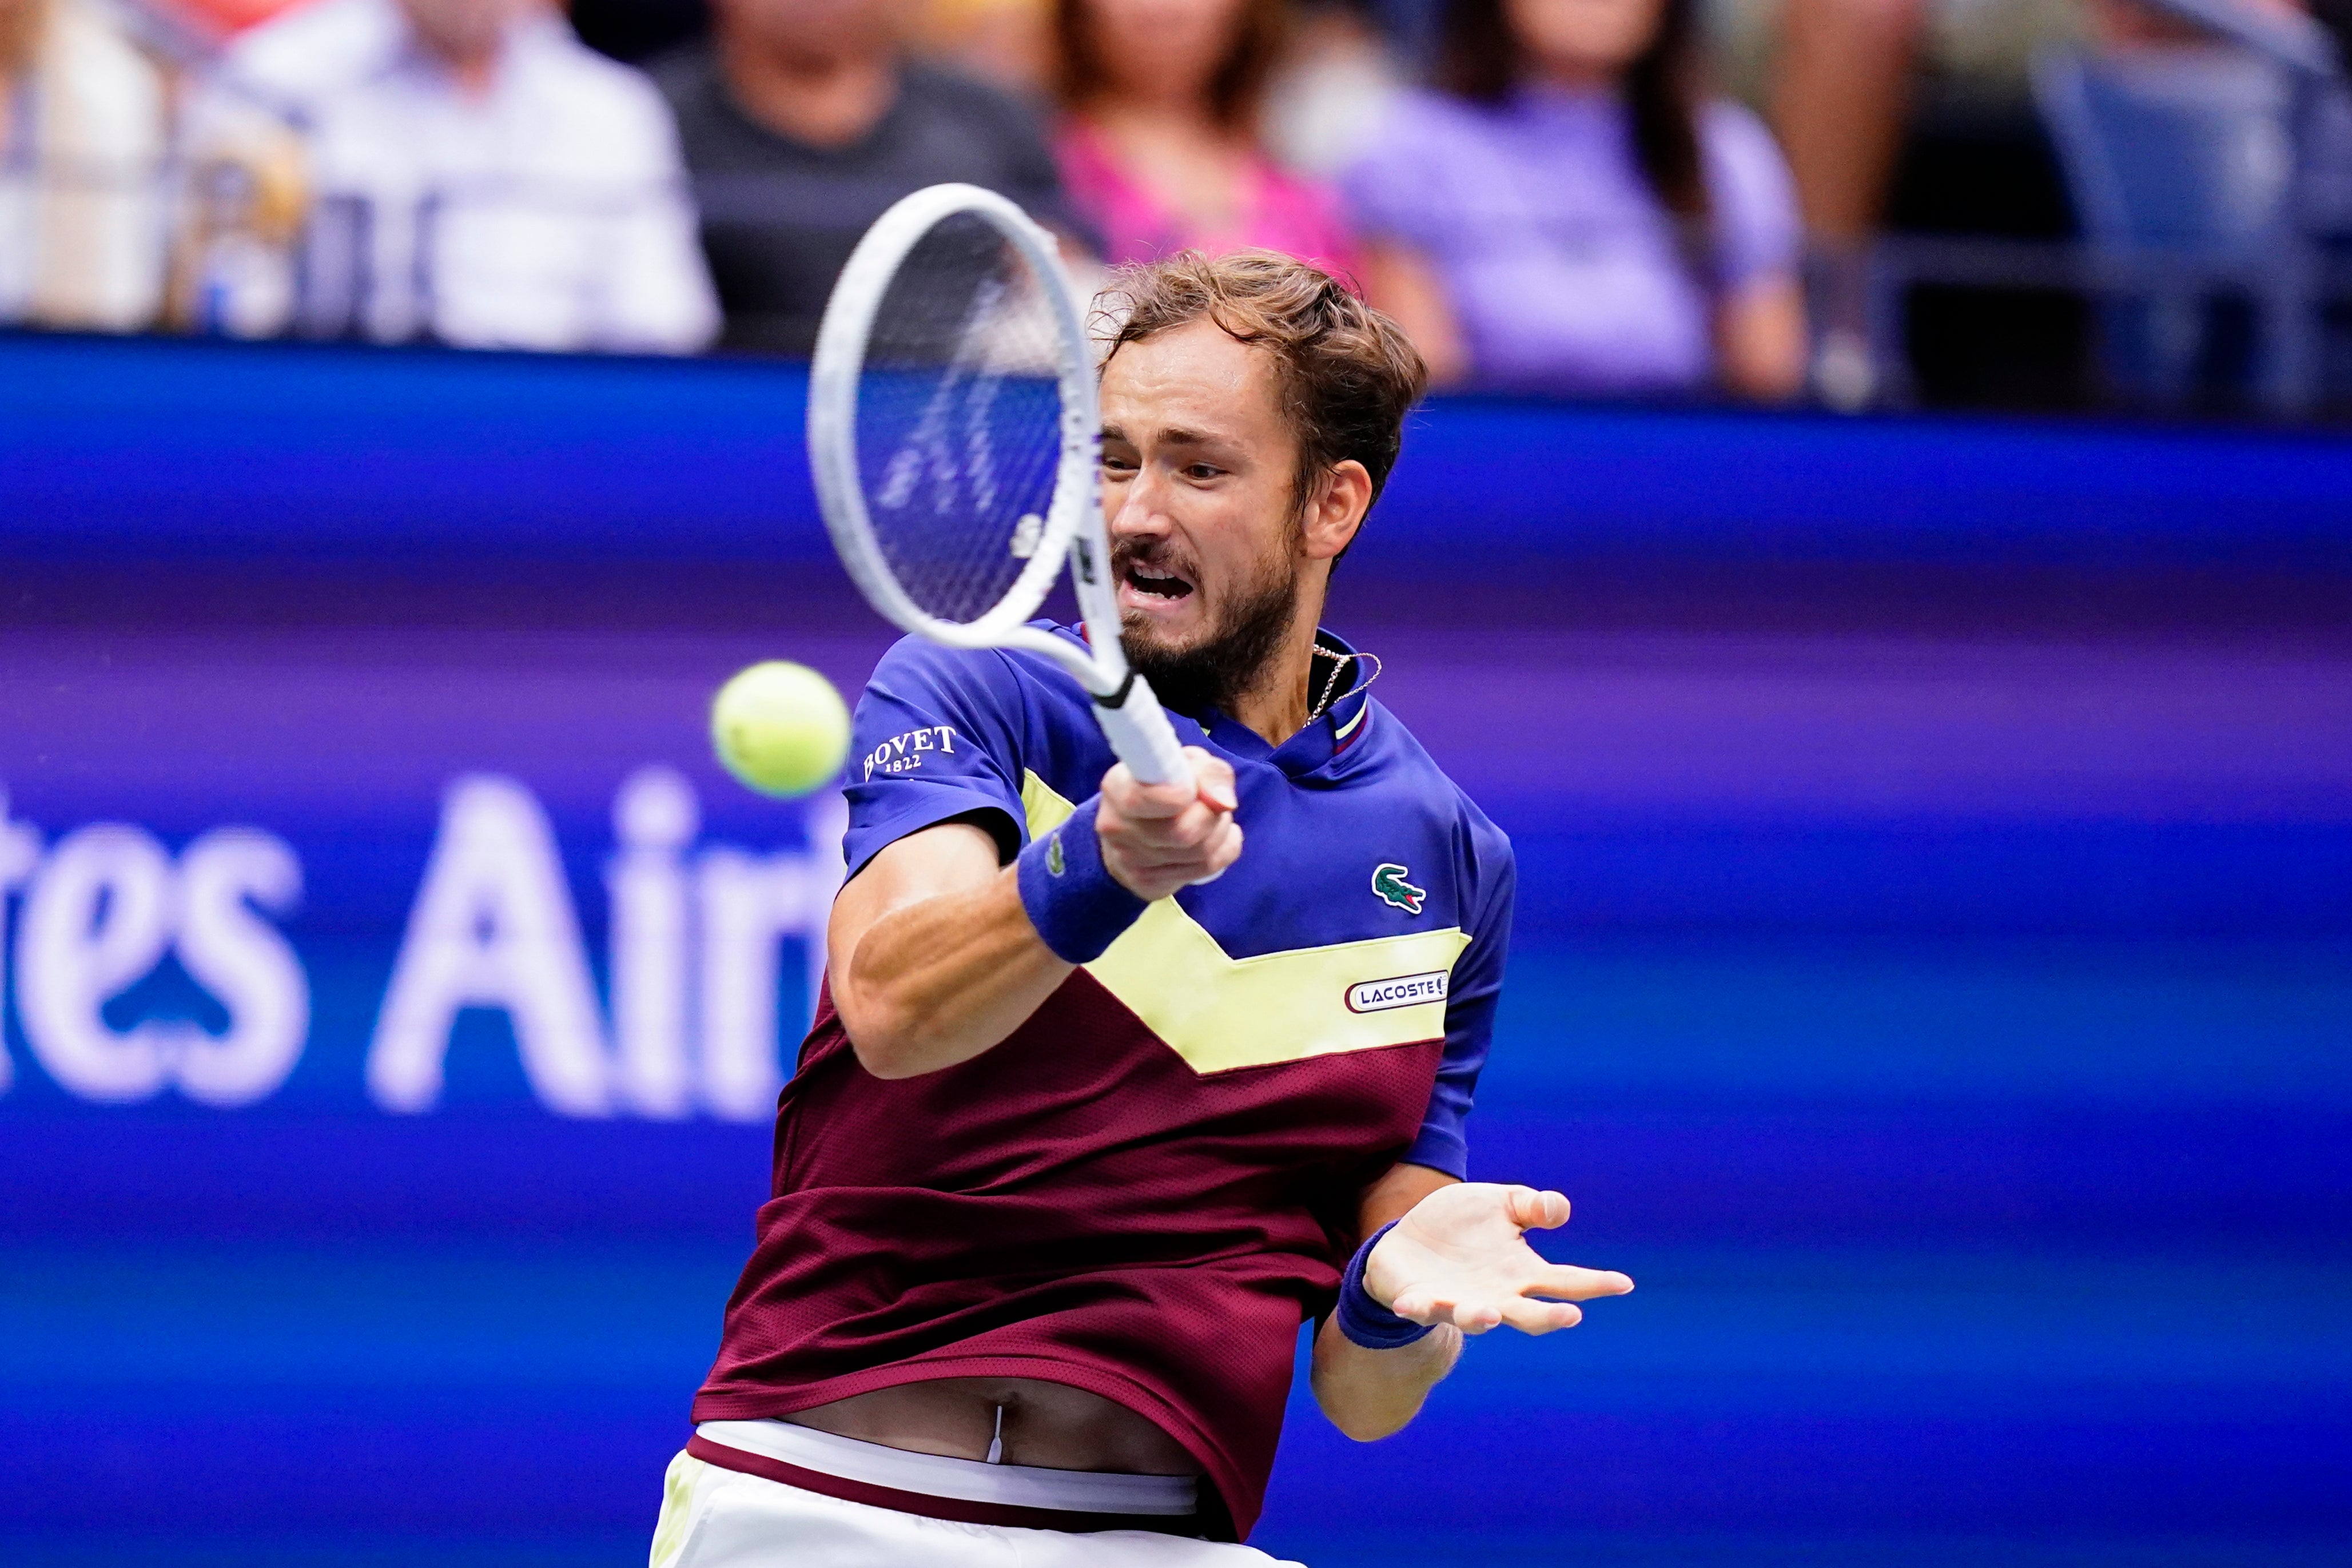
[710,660,852,799]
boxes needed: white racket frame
[809,182,1189,787]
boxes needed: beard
[1113,536,1300,719]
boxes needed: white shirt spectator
[186,0,718,352]
[0,0,170,331]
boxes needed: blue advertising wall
[3,332,2349,1567]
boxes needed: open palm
[1364,1183,1633,1335]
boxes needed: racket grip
[1094,675,1193,789]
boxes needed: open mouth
[1122,564,1195,603]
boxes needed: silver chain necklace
[1306,649,1383,725]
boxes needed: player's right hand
[1097,746,1242,901]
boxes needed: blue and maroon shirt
[695,624,1515,1538]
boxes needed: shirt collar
[1046,621,1376,780]
[1197,627,1372,779]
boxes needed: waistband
[689,1419,1202,1536]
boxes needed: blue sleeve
[839,638,1031,879]
[1403,834,1514,1179]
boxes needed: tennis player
[651,250,1632,1566]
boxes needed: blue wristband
[1336,1220,1434,1350]
[1016,795,1149,964]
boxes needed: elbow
[837,978,1014,1080]
[1309,1368,1424,1443]
[1326,1404,1413,1443]
[834,990,936,1080]
[850,1038,924,1081]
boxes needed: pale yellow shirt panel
[1021,772,1471,1075]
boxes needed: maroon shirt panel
[693,972,1444,1537]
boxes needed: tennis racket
[807,182,1191,790]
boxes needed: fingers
[1188,818,1243,884]
[1158,794,1232,848]
[1386,1287,1470,1330]
[1097,751,1241,901]
[1188,750,1237,813]
[1504,1185,1570,1232]
[1102,757,1235,853]
[1523,1263,1635,1302]
[1389,1290,1572,1336]
[1120,821,1243,885]
[1102,765,1186,824]
[1111,801,1241,865]
[1497,1298,1583,1335]
[1389,1285,1613,1337]
[1107,750,1235,822]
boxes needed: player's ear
[1302,460,1374,563]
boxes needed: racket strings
[856,212,1069,628]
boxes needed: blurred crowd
[2,0,2346,406]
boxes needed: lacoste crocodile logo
[1371,862,1425,915]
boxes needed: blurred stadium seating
[3,0,2351,416]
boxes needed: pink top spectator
[1054,120,1356,274]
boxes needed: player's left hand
[1364,1183,1632,1335]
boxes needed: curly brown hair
[1096,249,1429,530]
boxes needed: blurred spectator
[1771,0,1921,304]
[654,0,1066,353]
[163,0,305,30]
[0,0,171,331]
[1052,0,1355,269]
[1764,0,2080,400]
[1261,0,1403,177]
[180,0,718,351]
[1341,0,1806,398]
[2036,0,2331,407]
[914,0,1053,93]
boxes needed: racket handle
[1094,675,1193,789]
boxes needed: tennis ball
[710,660,852,799]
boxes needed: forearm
[1310,1163,1465,1439]
[1310,1312,1462,1440]
[825,752,1237,1080]
[834,863,1072,1079]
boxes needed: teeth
[1126,572,1186,598]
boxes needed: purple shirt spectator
[1341,84,1800,395]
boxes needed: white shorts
[648,1448,1308,1568]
